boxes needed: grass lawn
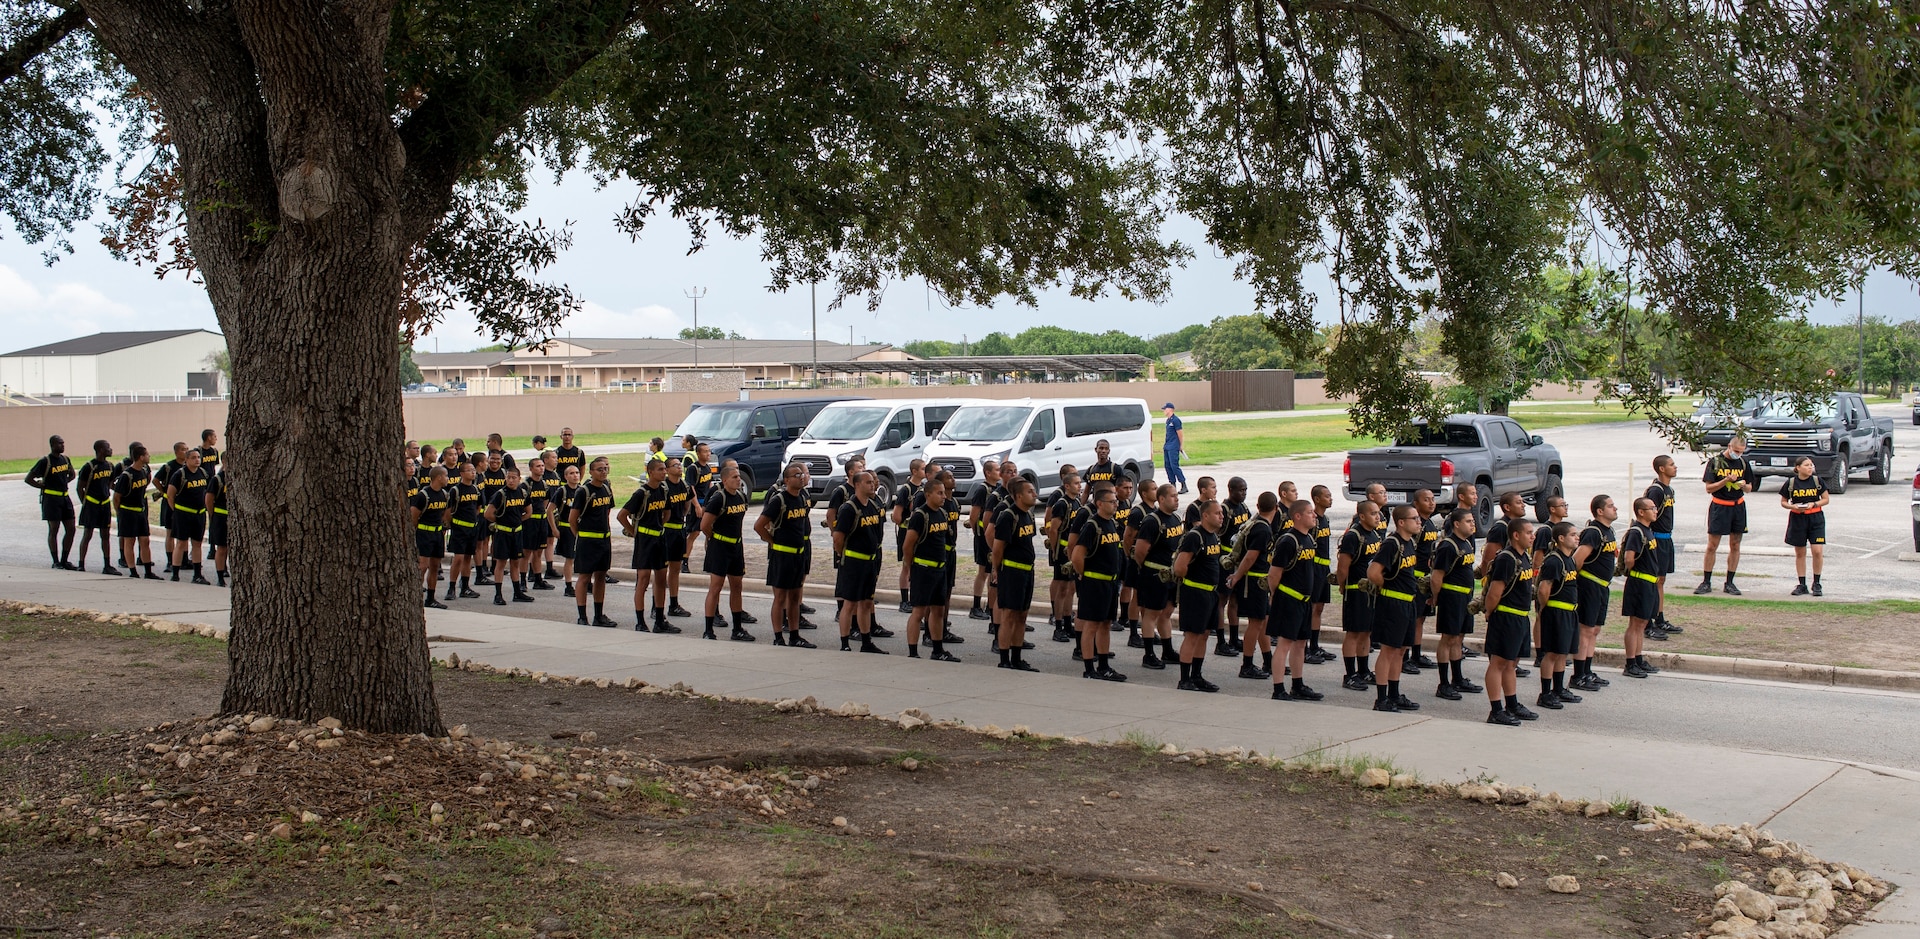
[1177,401,1648,463]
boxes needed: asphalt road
[5,404,1917,772]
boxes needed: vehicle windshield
[1752,398,1836,421]
[674,407,752,440]
[1695,394,1768,416]
[1392,424,1482,448]
[801,407,890,442]
[938,406,1034,442]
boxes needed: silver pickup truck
[1345,414,1565,530]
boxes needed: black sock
[1262,651,1274,671]
[1344,656,1357,677]
[1178,659,1191,681]
[1541,675,1552,694]
[1451,660,1465,684]
[1504,694,1520,709]
[1293,676,1306,692]
[1725,571,1737,584]
[1387,679,1400,700]
[1228,622,1240,644]
[1375,682,1388,701]
[1813,574,1822,584]
[1310,629,1323,651]
[998,646,1010,665]
[1191,657,1204,679]
[1241,650,1253,666]
[1011,644,1024,664]
[1491,702,1506,719]
[1162,638,1176,659]
[1554,671,1567,692]
[1087,655,1099,676]
[841,635,852,651]
[732,609,745,627]
[1798,576,1807,587]
[460,575,469,591]
[576,604,588,622]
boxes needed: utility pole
[684,287,707,367]
[811,281,819,389]
[1857,282,1866,394]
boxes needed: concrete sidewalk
[0,564,1910,935]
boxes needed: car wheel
[1826,453,1848,495]
[1914,518,1919,553]
[874,469,895,497]
[1472,482,1495,533]
[738,467,756,498]
[1533,474,1564,522]
[1868,447,1890,486]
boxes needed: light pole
[810,281,819,388]
[685,287,707,367]
[1857,282,1866,394]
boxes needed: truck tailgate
[1348,451,1456,495]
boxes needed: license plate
[1384,492,1408,505]
[1771,457,1791,467]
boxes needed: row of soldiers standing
[26,432,229,585]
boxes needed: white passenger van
[784,398,984,497]
[920,397,1154,500]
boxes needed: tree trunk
[82,0,445,734]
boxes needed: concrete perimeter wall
[1293,379,1597,407]
[0,381,1214,460]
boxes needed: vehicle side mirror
[1024,430,1045,452]
[882,430,902,450]
[751,424,767,439]
[1528,434,1544,447]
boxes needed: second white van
[921,397,1154,500]
[784,398,984,497]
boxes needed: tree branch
[0,4,88,86]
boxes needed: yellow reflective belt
[769,542,801,553]
[1082,570,1115,581]
[664,522,684,530]
[1547,599,1577,611]
[1142,561,1170,571]
[712,533,740,544]
[1244,570,1268,578]
[212,507,228,515]
[1379,588,1415,602]
[84,494,108,505]
[174,506,202,514]
[42,488,66,496]
[1001,560,1032,571]
[843,549,875,561]
[1181,578,1216,591]
[1314,556,1332,566]
[494,525,519,533]
[1495,604,1530,617]
[913,556,943,568]
[1441,582,1472,593]
[450,518,476,528]
[635,526,662,537]
[577,531,608,539]
[1629,570,1659,583]
[417,524,443,532]
[557,520,571,528]
[1277,584,1307,601]
[528,512,545,519]
[1578,570,1610,586]
[1344,583,1366,591]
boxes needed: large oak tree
[3,0,1915,732]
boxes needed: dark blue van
[664,397,864,494]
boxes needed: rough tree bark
[81,0,444,733]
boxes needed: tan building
[414,338,911,389]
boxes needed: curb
[1450,637,1920,694]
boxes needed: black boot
[668,598,692,617]
[729,611,756,642]
[652,611,682,634]
[702,616,719,640]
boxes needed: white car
[921,397,1155,500]
[784,398,984,496]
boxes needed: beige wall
[0,399,231,460]
[1294,378,1598,407]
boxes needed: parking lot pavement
[1184,403,1916,601]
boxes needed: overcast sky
[2,171,1914,355]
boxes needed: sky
[1,171,1915,355]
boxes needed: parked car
[1344,414,1565,531]
[1694,394,1770,447]
[665,397,864,494]
[1910,394,1918,426]
[920,398,1154,500]
[418,383,441,394]
[1739,391,1894,493]
[784,398,983,497]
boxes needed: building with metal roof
[1,329,227,400]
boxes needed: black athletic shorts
[1484,611,1531,660]
[1435,589,1473,636]
[972,531,992,566]
[1177,584,1218,635]
[574,534,612,575]
[1372,596,1417,648]
[1576,579,1609,628]
[1076,574,1119,622]
[1706,500,1748,536]
[664,525,690,562]
[1312,567,1332,604]
[1652,535,1676,575]
[997,567,1035,612]
[1622,576,1660,620]
[1133,570,1171,611]
[1236,577,1270,620]
[520,518,549,553]
[449,525,478,556]
[491,528,524,561]
[911,561,953,608]
[41,495,74,523]
[79,498,111,530]
[1267,598,1311,642]
[834,555,881,602]
[157,498,171,530]
[416,528,446,559]
[208,512,229,548]
[1340,589,1374,634]
[1785,512,1827,547]
[703,537,745,577]
[765,544,807,588]
[115,508,149,539]
[555,524,576,559]
[632,534,667,572]
[170,509,205,542]
[1540,607,1579,656]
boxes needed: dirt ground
[0,613,1887,938]
[1621,594,1920,670]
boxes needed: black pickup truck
[1345,414,1565,531]
[1738,392,1895,494]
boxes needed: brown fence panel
[1210,370,1293,412]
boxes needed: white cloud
[0,263,180,351]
